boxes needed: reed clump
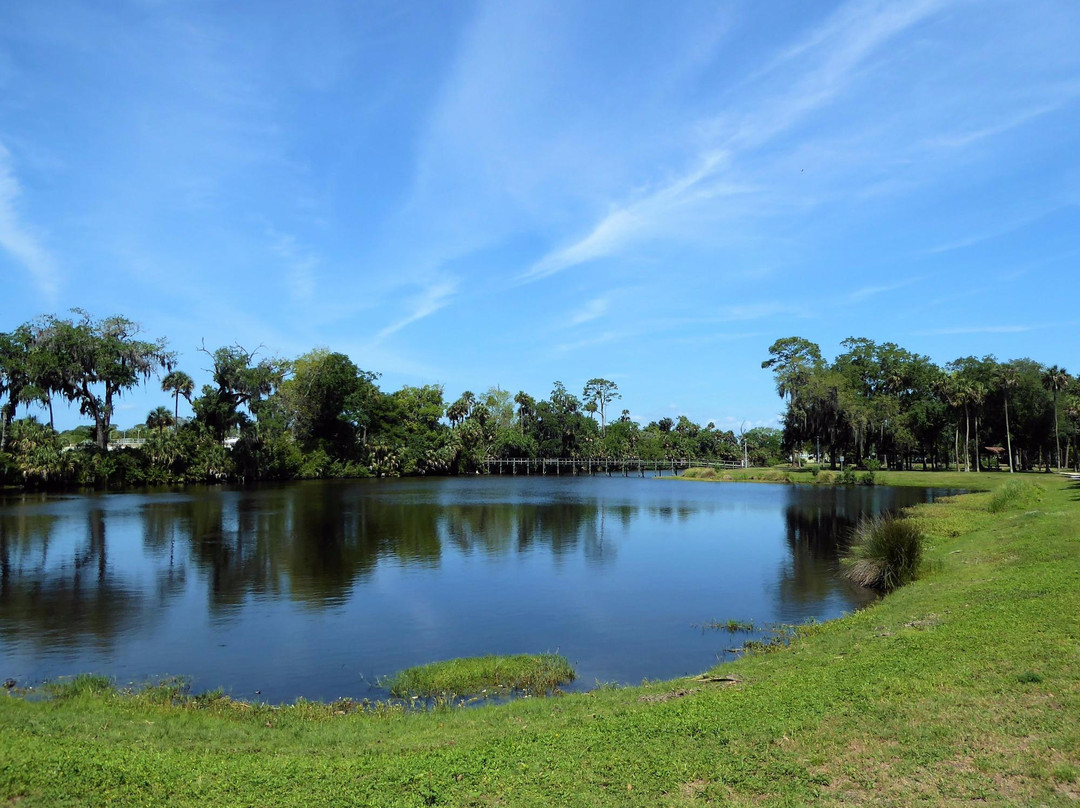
[842,514,925,592]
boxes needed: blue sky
[2,0,1078,432]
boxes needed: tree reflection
[775,495,878,611]
[0,507,147,650]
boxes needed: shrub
[683,467,717,480]
[864,458,882,472]
[987,479,1044,513]
[817,470,835,484]
[838,468,858,485]
[842,514,925,592]
[859,471,876,486]
[759,469,791,483]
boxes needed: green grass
[381,654,576,699]
[987,478,1045,513]
[2,477,1079,806]
[680,466,1040,492]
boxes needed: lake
[0,477,953,702]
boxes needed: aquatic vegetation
[382,653,576,699]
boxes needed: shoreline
[3,475,1078,805]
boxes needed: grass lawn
[2,475,1078,806]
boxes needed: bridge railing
[479,457,746,476]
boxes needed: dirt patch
[679,779,709,799]
[691,674,743,685]
[638,688,697,704]
[903,614,941,629]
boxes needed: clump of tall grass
[683,467,718,480]
[382,654,576,699]
[842,514,925,592]
[43,674,116,700]
[987,479,1044,513]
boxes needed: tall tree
[582,378,620,433]
[34,312,173,450]
[0,326,33,451]
[513,391,536,435]
[280,349,377,453]
[997,362,1019,473]
[161,370,195,425]
[192,344,283,442]
[1042,365,1070,469]
[762,337,822,465]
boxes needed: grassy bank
[679,465,1033,491]
[2,478,1078,806]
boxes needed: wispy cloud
[267,229,319,300]
[923,210,1054,255]
[717,301,812,322]
[566,295,610,327]
[518,0,951,282]
[519,152,732,282]
[924,101,1070,150]
[912,325,1033,336]
[376,277,458,341]
[0,141,59,300]
[846,277,923,302]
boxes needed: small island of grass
[382,653,576,699]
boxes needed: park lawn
[2,477,1078,807]
[679,466,1057,491]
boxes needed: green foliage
[842,514,925,591]
[382,654,576,699]
[33,311,173,451]
[7,416,66,485]
[987,479,1044,513]
[43,674,116,700]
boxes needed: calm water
[0,477,953,702]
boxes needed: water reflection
[0,479,950,698]
[0,505,148,650]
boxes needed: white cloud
[376,277,458,341]
[846,277,923,302]
[267,229,319,300]
[566,295,610,328]
[912,325,1033,336]
[518,0,952,282]
[0,141,59,300]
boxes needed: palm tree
[1042,365,1070,469]
[934,374,962,471]
[161,370,195,427]
[514,391,535,435]
[146,406,175,434]
[447,391,475,428]
[997,363,1019,473]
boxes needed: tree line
[0,311,782,488]
[762,336,1078,472]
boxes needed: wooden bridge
[480,457,745,477]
